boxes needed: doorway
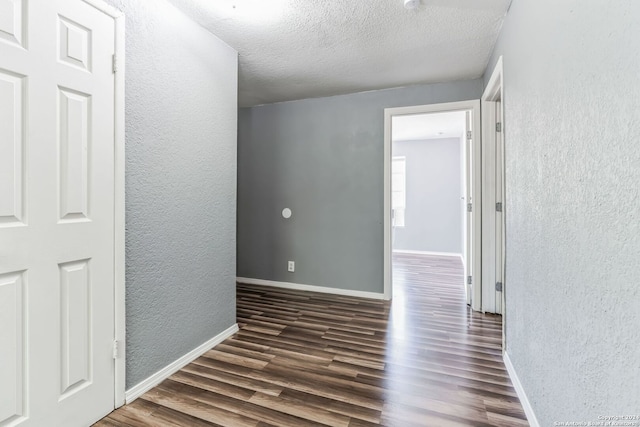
[391,112,466,258]
[482,57,506,344]
[0,0,125,425]
[383,101,482,311]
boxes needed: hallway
[388,253,526,425]
[96,255,527,426]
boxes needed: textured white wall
[103,0,238,389]
[486,0,640,423]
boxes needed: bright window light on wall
[392,157,406,228]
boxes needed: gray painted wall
[485,0,640,423]
[392,138,463,254]
[104,0,238,389]
[237,81,482,293]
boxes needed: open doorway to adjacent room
[390,110,469,312]
[384,101,482,311]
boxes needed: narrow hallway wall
[485,0,640,423]
[105,0,238,389]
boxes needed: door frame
[383,100,482,312]
[482,56,506,342]
[82,0,126,408]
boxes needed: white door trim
[383,100,482,311]
[480,100,497,314]
[482,57,506,325]
[483,56,504,102]
[81,0,126,409]
[113,9,126,410]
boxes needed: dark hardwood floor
[96,254,527,426]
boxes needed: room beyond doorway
[383,101,482,311]
[391,111,466,260]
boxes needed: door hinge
[112,340,121,359]
[467,276,472,285]
[496,122,502,132]
[496,202,503,212]
[466,131,472,140]
[496,281,503,292]
[467,202,472,213]
[112,54,117,74]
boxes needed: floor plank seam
[96,255,528,426]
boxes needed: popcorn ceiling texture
[485,0,640,423]
[167,0,511,106]
[104,0,238,389]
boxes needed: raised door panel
[0,70,25,226]
[0,271,26,425]
[58,15,91,72]
[0,0,26,48]
[58,87,91,222]
[59,260,92,399]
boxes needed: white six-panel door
[0,0,117,425]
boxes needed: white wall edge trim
[503,351,540,427]
[393,250,463,259]
[482,56,504,100]
[481,55,505,324]
[83,0,124,17]
[84,0,127,409]
[237,277,385,300]
[124,323,239,404]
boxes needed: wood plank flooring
[96,254,528,426]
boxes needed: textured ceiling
[393,111,466,141]
[168,0,511,107]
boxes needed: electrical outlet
[287,261,295,272]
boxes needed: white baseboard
[393,249,463,260]
[236,277,385,300]
[124,323,239,404]
[503,351,540,427]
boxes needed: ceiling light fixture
[227,0,287,24]
[404,0,420,10]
